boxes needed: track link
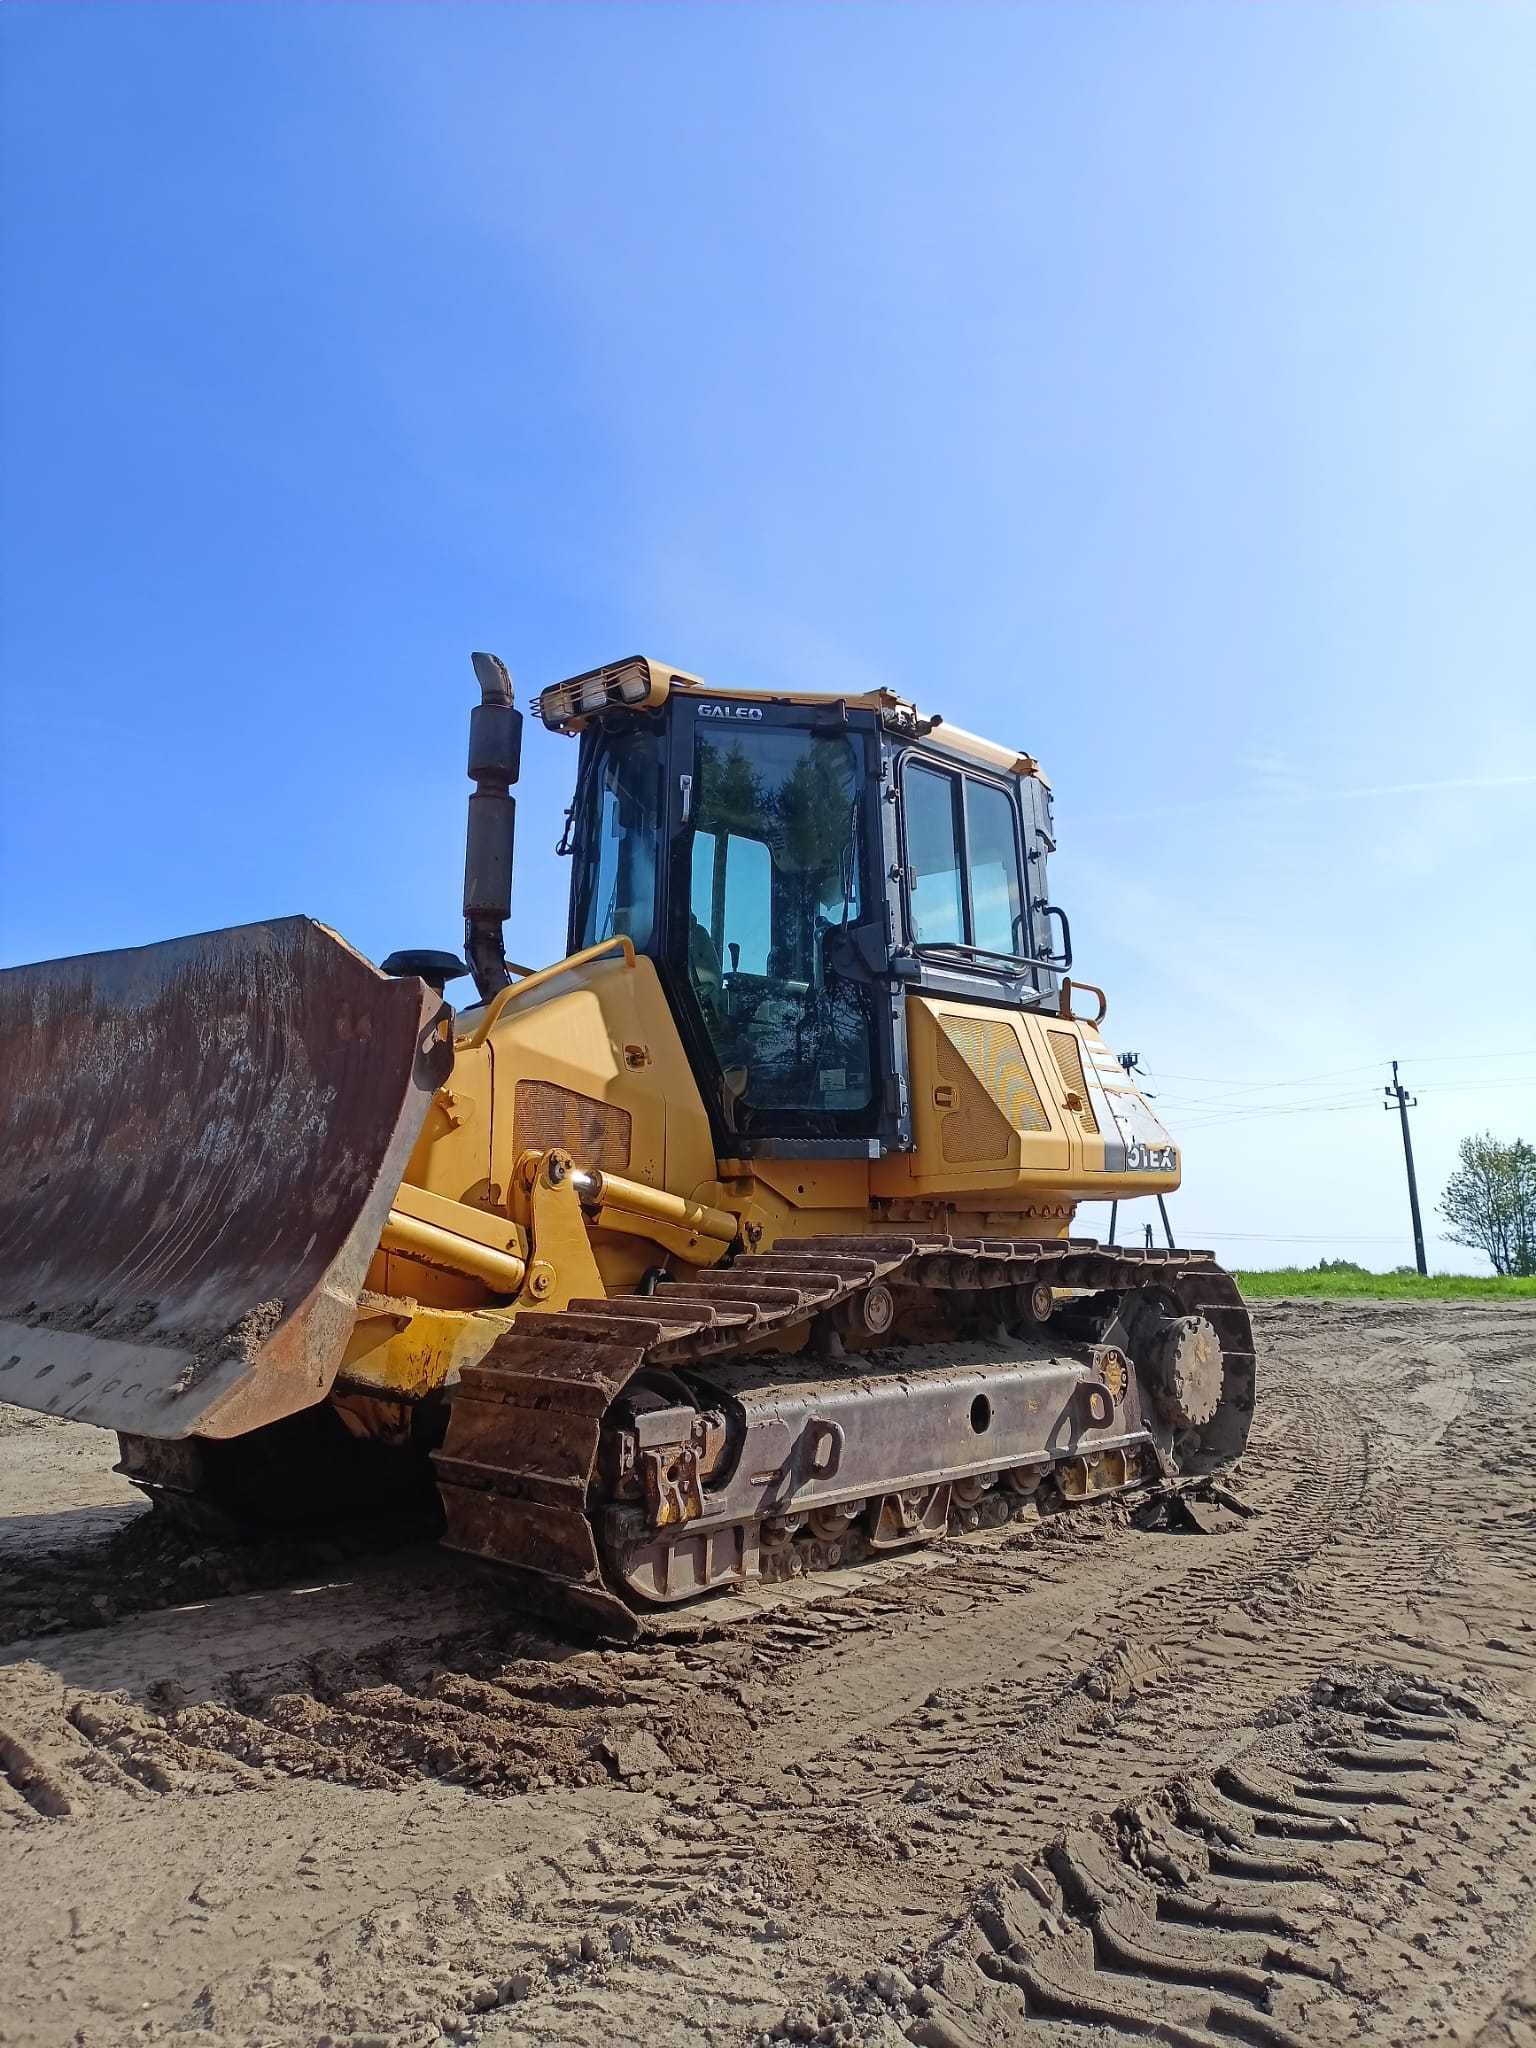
[432,1236,1255,1637]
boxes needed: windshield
[682,725,875,1129]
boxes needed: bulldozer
[0,653,1254,1635]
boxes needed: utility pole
[1385,1060,1427,1276]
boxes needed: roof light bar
[536,657,668,732]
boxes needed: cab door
[664,699,892,1150]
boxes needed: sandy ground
[2,1298,1535,2048]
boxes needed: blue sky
[2,3,1533,1270]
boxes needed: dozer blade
[0,916,451,1439]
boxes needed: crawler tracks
[433,1235,1256,1634]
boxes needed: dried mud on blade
[0,916,450,1439]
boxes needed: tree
[1438,1133,1536,1277]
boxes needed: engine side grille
[1046,1030,1100,1136]
[514,1080,632,1173]
[937,1017,1049,1163]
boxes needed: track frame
[432,1236,1255,1638]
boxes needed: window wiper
[557,745,600,856]
[836,797,859,928]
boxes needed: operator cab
[541,658,1067,1160]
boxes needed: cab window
[906,764,964,944]
[966,779,1027,956]
[903,760,1029,960]
[571,730,662,952]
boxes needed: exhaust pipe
[463,651,523,1003]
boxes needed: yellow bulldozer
[0,653,1253,1634]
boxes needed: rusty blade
[0,916,450,1438]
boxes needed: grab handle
[1036,901,1073,970]
[1058,977,1109,1028]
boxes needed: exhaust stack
[463,650,523,1003]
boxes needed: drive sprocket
[1142,1313,1225,1430]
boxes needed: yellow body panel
[352,941,1178,1398]
[362,945,725,1317]
[476,950,716,1203]
[380,958,1177,1283]
[338,1299,516,1400]
[400,1042,495,1204]
[871,995,1179,1207]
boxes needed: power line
[1117,1050,1529,1269]
[1079,1210,1435,1247]
[1404,1048,1536,1065]
[1165,1230,1419,1246]
[1170,1103,1381,1131]
[1161,1076,1536,1102]
[1149,1077,1536,1131]
[1146,1062,1382,1091]
[1162,1092,1380,1114]
[1143,1049,1536,1092]
[1170,1085,1525,1113]
[1161,1084,1536,1133]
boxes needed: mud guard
[0,916,450,1439]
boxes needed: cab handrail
[459,934,637,1047]
[1057,976,1108,1028]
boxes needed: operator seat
[687,915,724,1010]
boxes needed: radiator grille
[1047,1030,1100,1135]
[937,1017,1049,1163]
[513,1081,632,1173]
